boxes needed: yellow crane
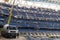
[1,0,19,38]
[0,0,15,32]
[6,0,15,24]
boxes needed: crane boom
[7,0,15,24]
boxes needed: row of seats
[0,3,60,29]
[0,15,60,29]
[18,22,60,29]
[10,19,60,29]
[1,5,60,21]
[1,8,60,21]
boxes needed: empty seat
[43,14,50,18]
[36,14,43,17]
[0,18,5,21]
[0,21,5,25]
[2,3,11,8]
[27,13,35,19]
[1,8,9,15]
[12,10,17,16]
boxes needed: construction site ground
[0,34,27,40]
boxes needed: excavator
[1,0,19,38]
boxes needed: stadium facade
[0,0,60,40]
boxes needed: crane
[1,0,19,38]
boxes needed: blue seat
[0,18,5,21]
[53,23,60,29]
[43,14,50,18]
[27,13,35,19]
[17,21,27,27]
[0,21,5,25]
[28,13,35,17]
[46,22,53,28]
[12,10,17,16]
[36,14,43,17]
[22,7,29,10]
[19,12,26,16]
[38,22,47,28]
[0,16,7,21]
[1,9,9,15]
[30,7,37,11]
[2,3,11,8]
[10,23,17,26]
[50,15,58,18]
[27,21,34,27]
[57,16,60,18]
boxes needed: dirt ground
[0,34,27,40]
[0,36,27,40]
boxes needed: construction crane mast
[1,0,19,38]
[7,0,15,24]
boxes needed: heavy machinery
[1,24,19,38]
[1,0,19,38]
